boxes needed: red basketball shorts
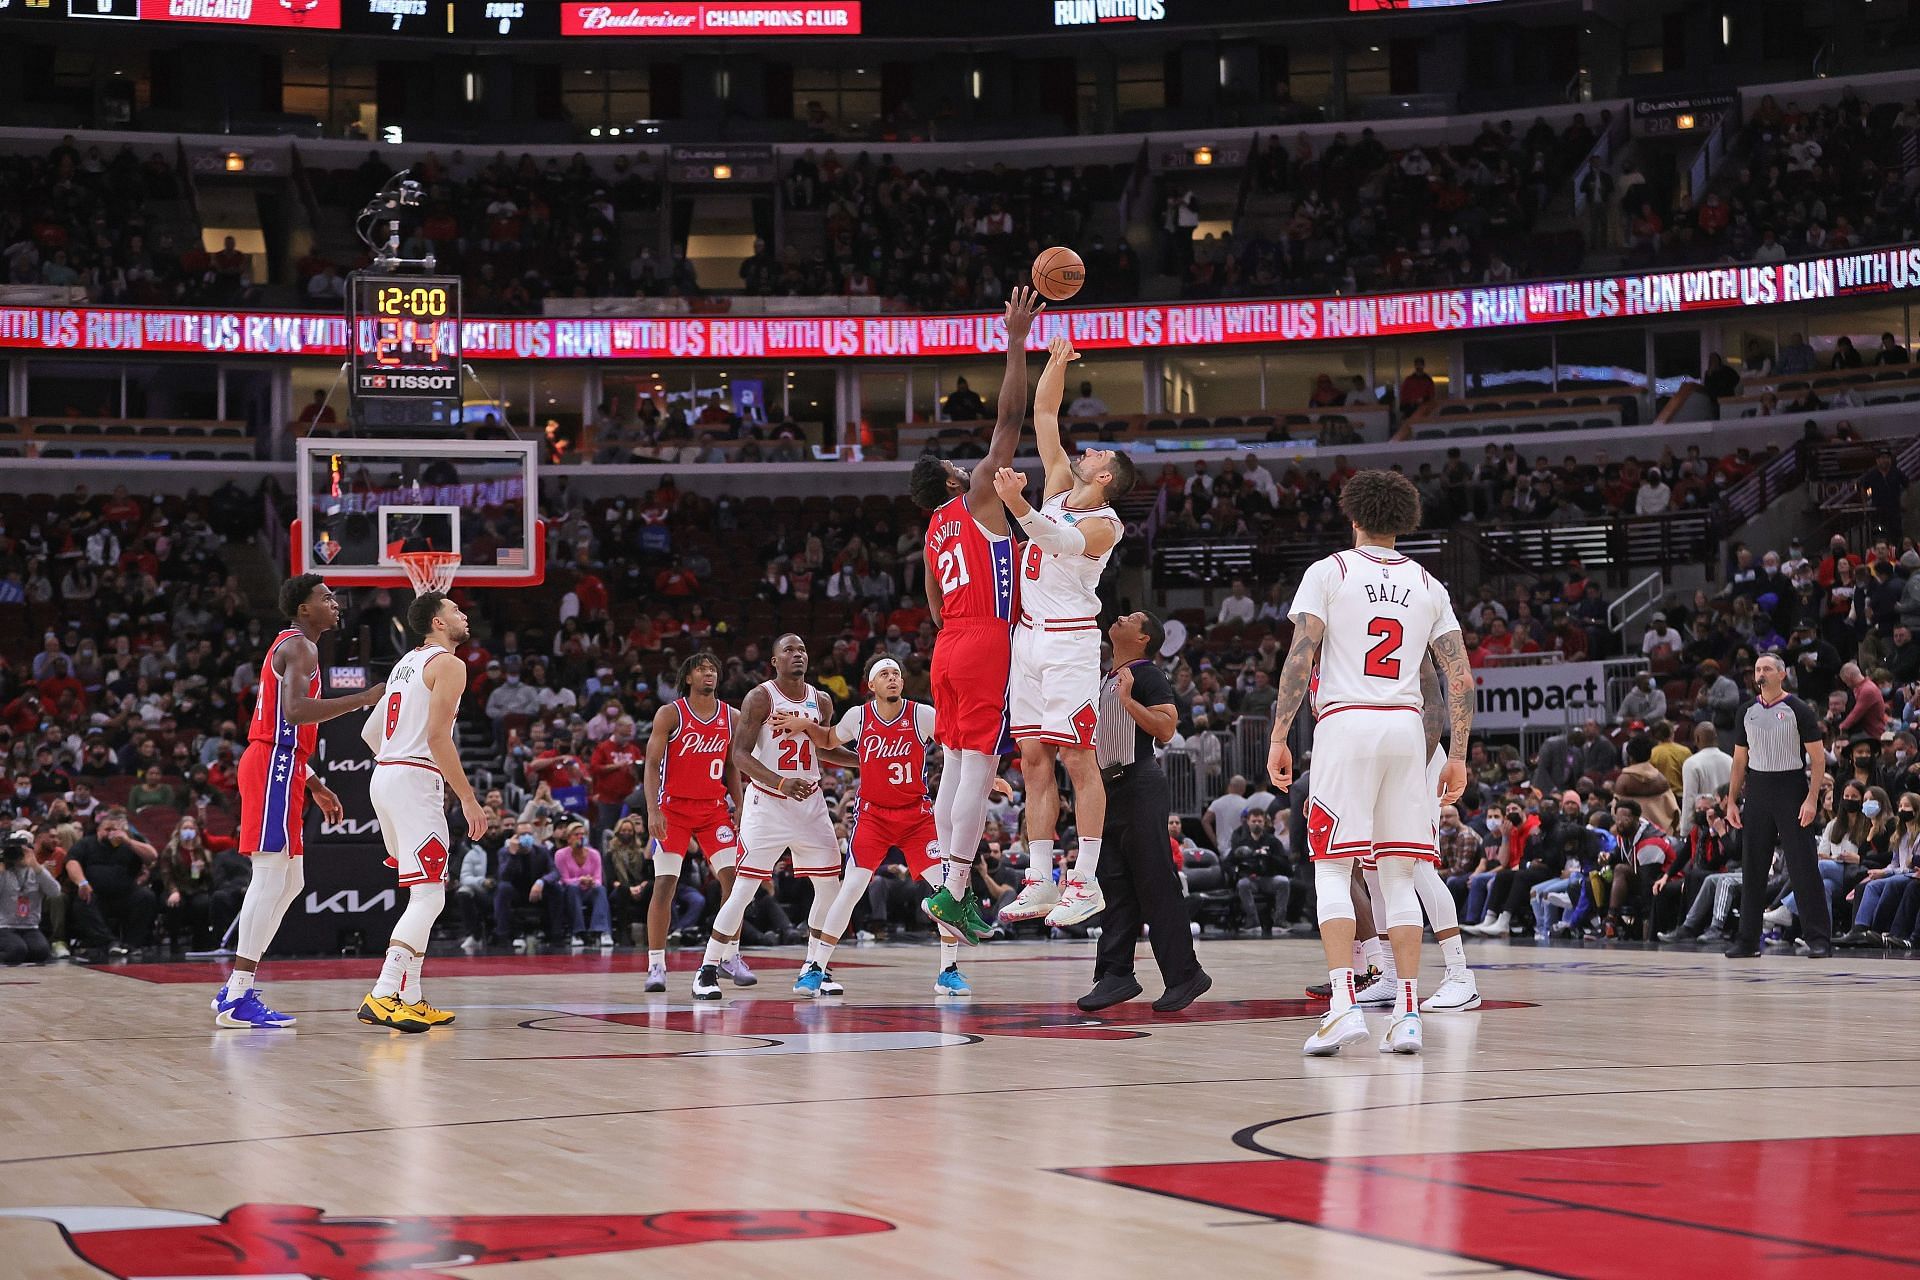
[238,740,308,859]
[849,798,940,876]
[655,796,739,875]
[931,619,1011,754]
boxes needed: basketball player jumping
[212,574,385,1030]
[1266,471,1473,1057]
[777,654,1015,996]
[992,337,1132,929]
[357,591,489,1033]
[915,284,1039,945]
[693,633,855,1002]
[642,650,746,993]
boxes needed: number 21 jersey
[1288,546,1459,714]
[924,494,1015,626]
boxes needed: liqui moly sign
[562,2,861,34]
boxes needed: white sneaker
[1044,875,1105,928]
[1356,972,1399,1006]
[1303,1004,1371,1056]
[459,936,482,953]
[51,941,69,959]
[1380,1011,1424,1054]
[1465,911,1509,936]
[997,877,1062,923]
[1763,905,1794,928]
[1421,970,1482,1012]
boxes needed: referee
[1077,610,1212,1014]
[1725,651,1831,958]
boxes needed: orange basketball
[1032,246,1085,301]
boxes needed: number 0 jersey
[1288,546,1459,715]
[835,699,937,807]
[924,494,1015,626]
[658,697,733,804]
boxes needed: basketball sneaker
[1380,1011,1424,1054]
[820,968,844,996]
[1301,1004,1370,1056]
[1421,970,1482,1012]
[792,962,826,997]
[1045,875,1105,928]
[1305,965,1382,1001]
[213,987,296,1029]
[405,1000,456,1027]
[997,877,1061,923]
[719,954,758,986]
[356,993,431,1033]
[934,965,972,996]
[924,886,985,944]
[692,964,724,1001]
[1355,969,1399,1007]
[644,961,668,992]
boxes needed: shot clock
[349,273,462,403]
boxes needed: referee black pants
[1736,772,1829,948]
[1094,762,1201,986]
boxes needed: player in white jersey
[692,633,855,1001]
[1266,470,1474,1058]
[357,591,488,1033]
[991,336,1134,930]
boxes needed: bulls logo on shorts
[1306,799,1339,859]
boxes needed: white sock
[1439,934,1467,975]
[648,949,665,968]
[1349,941,1367,971]
[701,936,726,966]
[1073,837,1103,880]
[1328,966,1356,1014]
[225,968,255,996]
[1397,978,1419,1015]
[943,858,974,898]
[1027,840,1056,882]
[805,936,820,965]
[1361,936,1389,975]
[817,938,837,968]
[723,937,741,961]
[940,935,959,970]
[371,945,410,999]
[402,952,424,1003]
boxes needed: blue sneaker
[214,987,297,1029]
[792,962,825,998]
[934,965,971,996]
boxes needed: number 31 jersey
[924,494,1015,626]
[836,699,938,807]
[1288,546,1459,715]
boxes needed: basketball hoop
[395,550,461,597]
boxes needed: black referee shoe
[1723,941,1762,958]
[1077,973,1143,1012]
[1152,969,1213,1013]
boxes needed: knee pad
[1374,856,1425,930]
[1314,859,1357,925]
[391,882,445,952]
[1414,860,1458,931]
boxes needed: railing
[1477,512,1717,576]
[1117,136,1153,230]
[1607,570,1665,640]
[1154,539,1256,587]
[1817,431,1920,509]
[1684,107,1738,203]
[1602,656,1652,722]
[1571,109,1629,215]
[1722,443,1805,524]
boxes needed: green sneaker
[958,891,992,940]
[924,886,985,946]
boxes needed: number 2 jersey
[1287,545,1460,714]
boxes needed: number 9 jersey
[924,494,1016,755]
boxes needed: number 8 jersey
[1288,546,1460,714]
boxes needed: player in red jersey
[640,651,743,994]
[909,284,1040,944]
[776,654,1011,996]
[213,574,386,1030]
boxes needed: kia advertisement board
[3,244,1916,361]
[561,2,860,35]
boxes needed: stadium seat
[1438,404,1471,416]
[1415,429,1443,440]
[1446,426,1481,438]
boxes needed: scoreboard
[348,273,461,425]
[0,0,862,35]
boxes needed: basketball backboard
[292,438,544,589]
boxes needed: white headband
[869,658,902,681]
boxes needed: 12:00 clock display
[350,274,463,400]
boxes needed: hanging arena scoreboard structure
[347,272,463,430]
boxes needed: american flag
[497,547,527,569]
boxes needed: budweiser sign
[562,2,861,35]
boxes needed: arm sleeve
[1287,558,1333,627]
[913,702,937,741]
[1013,505,1087,556]
[834,706,863,747]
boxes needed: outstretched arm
[277,636,385,726]
[969,286,1043,521]
[1428,630,1474,804]
[992,467,1121,557]
[813,689,859,769]
[1032,336,1079,497]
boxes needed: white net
[396,550,461,597]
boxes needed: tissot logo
[1052,0,1164,25]
[306,887,395,913]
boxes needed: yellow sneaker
[357,993,431,1033]
[406,999,456,1027]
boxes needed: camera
[1,831,29,867]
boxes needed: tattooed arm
[1428,630,1474,804]
[1265,614,1323,793]
[1419,654,1444,759]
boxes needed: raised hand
[1046,335,1080,365]
[992,467,1028,506]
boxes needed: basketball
[1032,246,1085,301]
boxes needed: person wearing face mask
[456,811,506,951]
[1787,621,1841,707]
[1767,784,1884,937]
[157,817,216,951]
[1839,795,1920,945]
[490,823,565,949]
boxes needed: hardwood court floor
[5,938,1919,1279]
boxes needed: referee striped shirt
[1732,694,1821,775]
[1096,660,1177,770]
